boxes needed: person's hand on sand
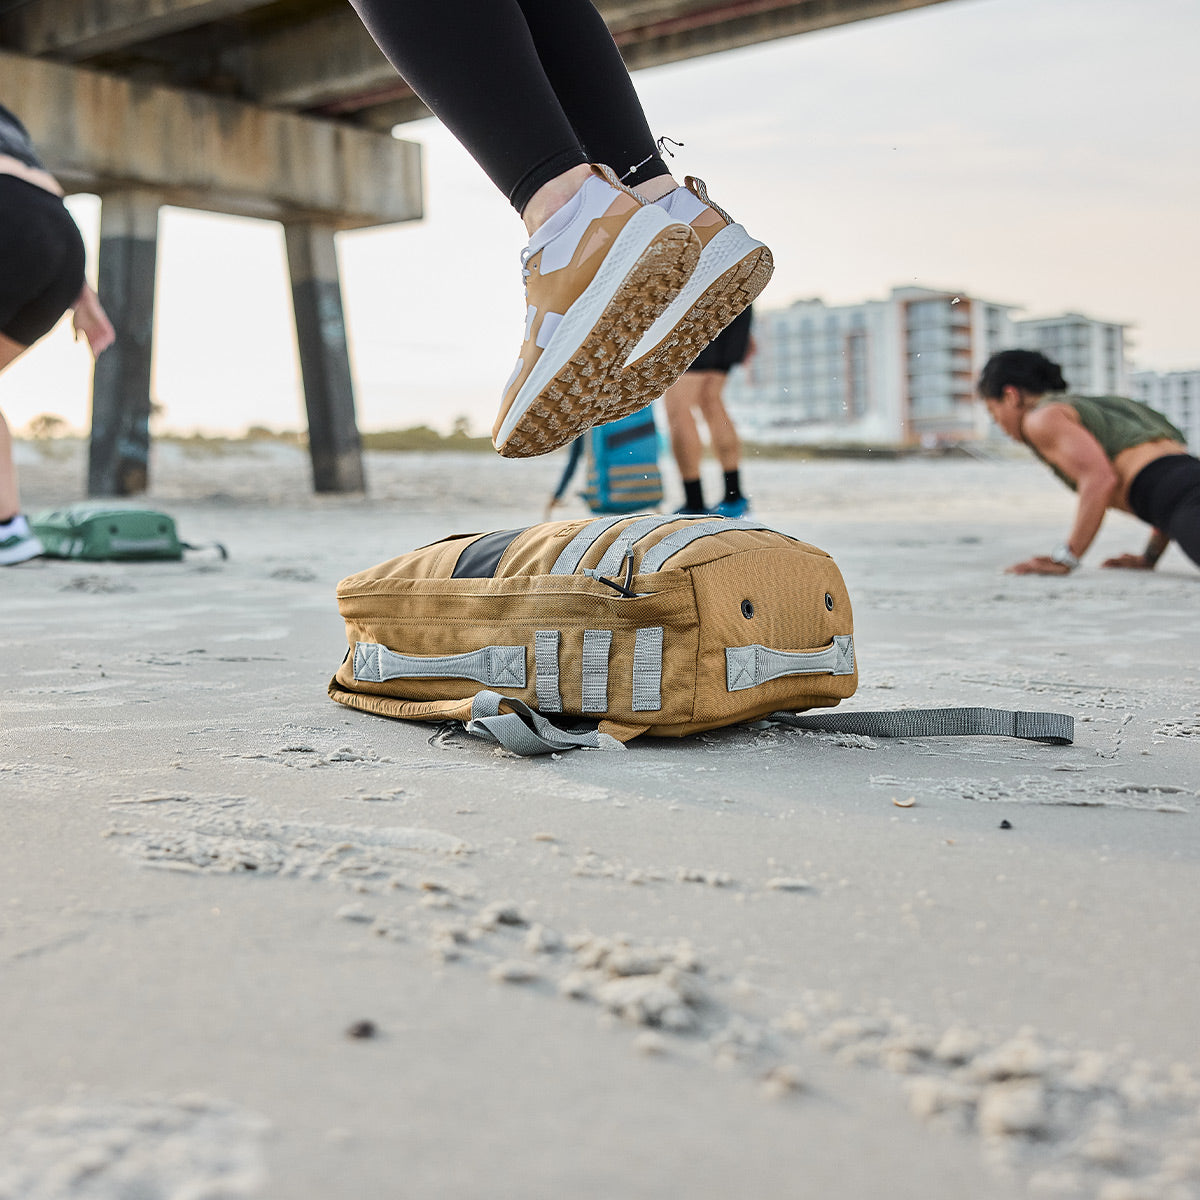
[72,284,115,356]
[1006,555,1073,575]
[1101,552,1155,570]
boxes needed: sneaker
[0,514,44,565]
[493,164,700,459]
[711,496,750,519]
[615,178,773,410]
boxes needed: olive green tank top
[1026,395,1186,491]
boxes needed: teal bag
[30,504,226,562]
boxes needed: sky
[4,0,1199,437]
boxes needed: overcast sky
[5,0,1198,436]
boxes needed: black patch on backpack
[604,415,655,451]
[451,528,529,578]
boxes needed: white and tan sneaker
[492,164,700,459]
[607,178,773,419]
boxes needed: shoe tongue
[527,177,597,253]
[656,185,708,223]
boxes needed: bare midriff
[1110,438,1189,511]
[0,153,62,196]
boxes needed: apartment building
[1010,313,1129,397]
[1130,368,1200,450]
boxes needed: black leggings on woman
[0,175,86,346]
[347,0,669,214]
[1129,454,1200,568]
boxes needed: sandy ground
[2,440,1199,1200]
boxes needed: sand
[2,439,1198,1200]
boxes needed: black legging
[1128,454,1200,568]
[348,0,668,213]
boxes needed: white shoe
[492,164,700,459]
[0,514,44,565]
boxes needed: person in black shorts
[346,0,772,459]
[978,349,1198,573]
[1,103,115,565]
[663,304,753,516]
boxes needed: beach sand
[3,440,1198,1199]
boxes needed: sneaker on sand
[711,496,751,519]
[613,178,773,414]
[0,514,44,565]
[493,164,700,459]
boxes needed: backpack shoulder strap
[771,707,1073,744]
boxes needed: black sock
[723,470,743,502]
[682,479,706,512]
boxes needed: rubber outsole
[601,239,774,426]
[495,221,700,459]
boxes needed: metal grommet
[740,599,754,619]
[824,593,834,611]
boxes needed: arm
[1102,527,1170,571]
[1007,406,1120,575]
[71,283,115,356]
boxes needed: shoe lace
[520,245,534,294]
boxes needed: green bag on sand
[30,504,227,562]
[329,514,1074,757]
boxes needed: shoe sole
[604,225,774,424]
[0,538,44,565]
[495,209,700,459]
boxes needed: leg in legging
[1165,486,1200,567]
[515,0,674,200]
[347,0,673,221]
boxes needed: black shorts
[0,174,87,347]
[687,304,753,374]
[1128,453,1200,568]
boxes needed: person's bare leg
[695,372,740,472]
[663,373,706,481]
[0,331,30,519]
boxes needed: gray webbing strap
[771,707,1074,745]
[550,516,634,575]
[465,691,602,755]
[581,630,612,712]
[726,636,855,691]
[586,514,691,579]
[534,630,562,713]
[632,626,664,712]
[638,518,783,572]
[354,641,526,688]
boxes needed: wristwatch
[1049,544,1080,570]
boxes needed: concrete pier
[88,189,161,497]
[285,222,365,495]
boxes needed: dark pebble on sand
[346,1020,377,1040]
[999,820,1012,830]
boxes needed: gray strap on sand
[632,626,664,712]
[771,707,1074,744]
[726,636,855,692]
[639,518,782,572]
[581,629,612,713]
[533,630,562,714]
[465,691,602,755]
[354,641,526,688]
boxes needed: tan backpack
[329,515,1072,755]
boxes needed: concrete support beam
[284,223,365,495]
[0,0,261,60]
[0,51,422,230]
[88,189,161,497]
